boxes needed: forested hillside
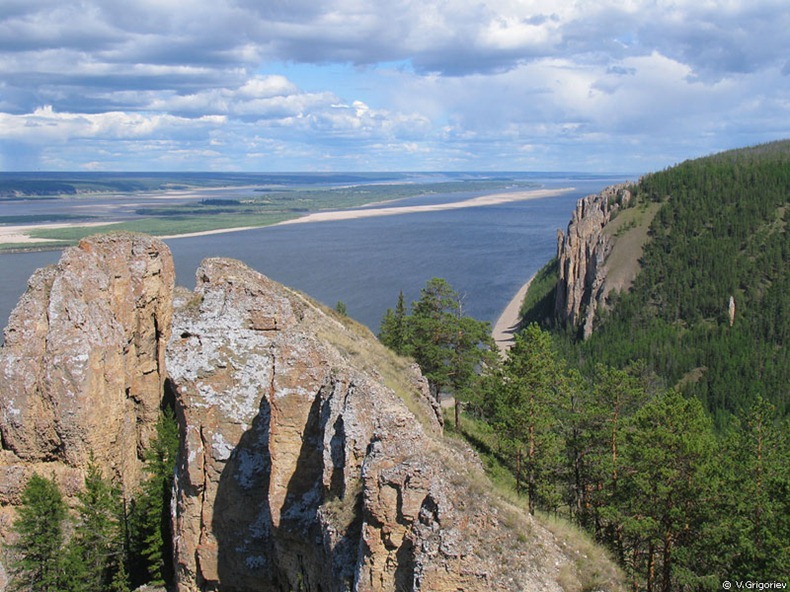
[529,140,790,424]
[382,142,789,591]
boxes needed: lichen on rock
[0,234,624,592]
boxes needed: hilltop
[452,141,790,590]
[524,139,790,422]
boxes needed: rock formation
[555,184,631,339]
[0,233,174,587]
[0,233,173,487]
[167,258,608,591]
[0,233,623,592]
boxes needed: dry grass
[541,513,625,592]
[601,202,661,298]
[293,290,440,433]
[321,478,363,532]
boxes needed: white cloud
[0,106,226,142]
[0,0,788,171]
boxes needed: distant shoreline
[0,187,572,247]
[273,188,570,226]
[492,272,537,354]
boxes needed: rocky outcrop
[0,233,624,592]
[0,233,174,587]
[555,184,631,339]
[168,258,614,592]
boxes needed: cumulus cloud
[0,106,226,142]
[0,0,788,170]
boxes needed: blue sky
[0,0,788,172]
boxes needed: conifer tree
[67,458,128,592]
[128,407,180,587]
[494,324,564,514]
[615,390,715,592]
[9,473,67,592]
[708,399,790,582]
[380,279,493,421]
[409,278,460,398]
[379,290,410,355]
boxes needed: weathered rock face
[0,234,624,592]
[168,258,607,592]
[0,233,174,544]
[555,184,631,339]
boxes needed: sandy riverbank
[492,272,536,354]
[0,221,124,245]
[0,187,571,246]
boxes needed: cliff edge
[0,233,623,592]
[554,184,658,338]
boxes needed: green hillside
[529,140,790,424]
[488,141,790,588]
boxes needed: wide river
[0,175,628,338]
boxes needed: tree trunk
[516,447,522,494]
[661,531,673,592]
[454,398,461,429]
[646,542,655,592]
[528,396,536,515]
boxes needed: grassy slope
[304,294,625,590]
[600,201,661,297]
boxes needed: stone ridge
[0,235,624,592]
[554,184,632,339]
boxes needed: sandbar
[0,187,572,245]
[275,188,570,226]
[0,221,123,245]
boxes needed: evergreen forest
[382,141,789,591]
[570,140,790,425]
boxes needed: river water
[0,175,628,338]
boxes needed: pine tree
[409,278,459,398]
[379,290,410,355]
[128,407,180,587]
[9,473,68,592]
[494,324,564,514]
[67,458,128,592]
[712,399,790,582]
[615,390,715,592]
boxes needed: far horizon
[0,170,638,176]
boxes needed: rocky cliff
[0,233,174,587]
[554,184,632,339]
[0,233,622,592]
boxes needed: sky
[0,0,788,173]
